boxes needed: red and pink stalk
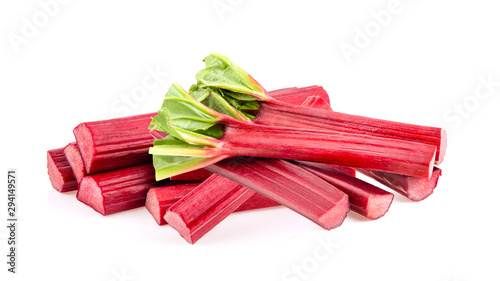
[146,182,278,226]
[165,158,350,244]
[294,96,443,201]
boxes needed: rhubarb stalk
[164,174,257,244]
[47,147,78,192]
[146,183,278,226]
[357,168,442,201]
[63,142,86,183]
[77,164,201,215]
[205,157,350,230]
[148,53,439,180]
[296,95,443,201]
[295,161,394,219]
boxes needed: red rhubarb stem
[295,161,394,219]
[77,164,201,215]
[297,95,443,201]
[255,99,447,164]
[146,184,278,226]
[205,157,350,230]
[220,124,436,178]
[164,174,257,244]
[357,167,442,201]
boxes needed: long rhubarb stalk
[63,142,86,183]
[73,86,329,174]
[205,157,350,230]
[149,94,436,179]
[148,54,439,180]
[145,182,278,226]
[295,95,443,201]
[47,147,78,192]
[254,102,446,164]
[295,161,394,219]
[197,53,447,164]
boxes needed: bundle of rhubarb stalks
[47,53,446,244]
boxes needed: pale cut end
[365,193,394,220]
[318,195,350,230]
[77,176,105,215]
[164,211,194,244]
[63,142,86,183]
[436,129,447,165]
[145,189,163,225]
[47,149,78,192]
[73,124,95,174]
[47,153,65,192]
[406,167,442,201]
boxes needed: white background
[1,1,499,281]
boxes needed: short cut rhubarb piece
[358,167,442,202]
[47,148,78,192]
[146,183,278,226]
[295,161,394,219]
[73,113,155,174]
[63,142,86,183]
[205,157,350,230]
[77,164,191,215]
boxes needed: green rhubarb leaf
[149,82,223,146]
[189,83,252,122]
[148,53,270,180]
[196,53,269,101]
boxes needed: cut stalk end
[318,195,350,230]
